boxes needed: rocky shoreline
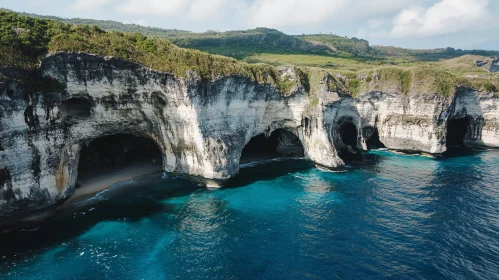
[1,52,498,228]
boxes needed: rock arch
[446,115,473,148]
[333,117,359,153]
[239,128,304,164]
[363,126,386,150]
[76,134,164,189]
[53,131,168,203]
[341,123,358,149]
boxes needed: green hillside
[0,8,192,37]
[0,9,498,97]
[5,8,498,63]
[295,34,373,57]
[1,9,334,59]
[164,28,335,59]
[0,11,282,87]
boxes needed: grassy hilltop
[0,11,284,87]
[1,9,498,96]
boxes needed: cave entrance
[76,134,163,189]
[365,128,386,149]
[240,129,304,164]
[340,123,358,150]
[446,117,471,148]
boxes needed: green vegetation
[301,65,499,98]
[1,9,498,97]
[363,66,495,96]
[295,67,310,92]
[297,34,499,63]
[310,97,319,107]
[165,28,335,59]
[0,8,193,37]
[1,10,335,59]
[9,8,498,63]
[0,11,71,67]
[241,53,385,71]
[47,27,279,81]
[296,34,373,57]
[373,46,499,62]
[377,68,412,94]
[0,11,284,87]
[277,76,296,94]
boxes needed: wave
[315,165,348,173]
[71,174,162,207]
[239,157,305,168]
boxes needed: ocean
[0,149,498,279]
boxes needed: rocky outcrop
[450,90,499,148]
[490,58,499,73]
[0,53,339,228]
[322,88,499,155]
[1,52,499,228]
[475,57,499,73]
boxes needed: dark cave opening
[77,134,163,188]
[340,123,358,149]
[59,98,92,118]
[446,117,470,148]
[240,129,304,164]
[366,129,386,149]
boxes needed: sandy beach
[65,153,298,206]
[63,162,163,207]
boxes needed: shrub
[376,68,411,94]
[482,81,497,93]
[295,67,310,92]
[0,10,282,86]
[344,77,360,96]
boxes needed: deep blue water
[1,150,498,279]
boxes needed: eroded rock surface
[322,89,499,156]
[1,52,499,228]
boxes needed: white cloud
[366,29,389,39]
[389,0,492,37]
[136,19,148,26]
[247,0,421,28]
[27,0,48,6]
[71,0,120,11]
[121,18,148,26]
[367,19,385,30]
[115,0,247,21]
[248,0,344,28]
[116,0,187,16]
[356,28,367,38]
[115,0,186,16]
[68,0,497,45]
[187,0,247,21]
[90,0,421,28]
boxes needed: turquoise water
[1,150,498,279]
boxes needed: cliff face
[325,92,449,154]
[451,90,499,148]
[0,53,339,227]
[320,82,499,156]
[1,53,499,228]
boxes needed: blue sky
[2,0,499,50]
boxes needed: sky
[1,0,499,50]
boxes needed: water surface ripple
[0,150,498,279]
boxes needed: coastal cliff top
[1,10,498,97]
[0,11,284,87]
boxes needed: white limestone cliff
[1,52,499,228]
